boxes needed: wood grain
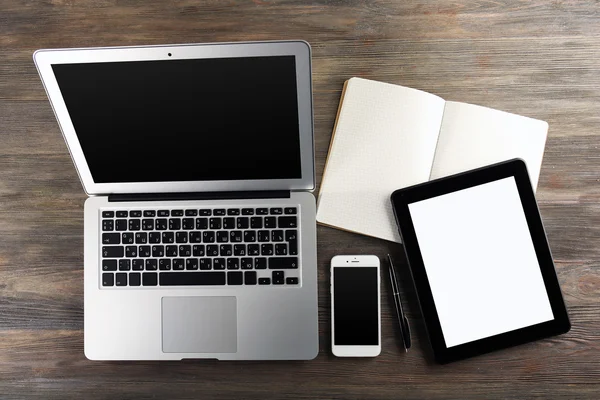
[1,0,600,398]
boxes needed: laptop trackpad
[162,296,237,353]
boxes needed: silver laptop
[34,41,318,360]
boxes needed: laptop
[34,41,319,360]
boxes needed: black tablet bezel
[391,159,570,364]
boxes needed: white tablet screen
[408,177,554,348]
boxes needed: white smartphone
[331,255,381,357]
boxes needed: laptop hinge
[107,190,291,203]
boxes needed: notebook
[316,77,549,243]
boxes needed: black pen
[387,254,411,352]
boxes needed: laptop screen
[51,56,302,184]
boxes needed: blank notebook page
[316,78,445,243]
[430,101,548,189]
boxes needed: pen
[387,254,411,352]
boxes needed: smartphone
[331,255,381,357]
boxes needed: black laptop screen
[51,56,302,183]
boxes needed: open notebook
[316,77,548,243]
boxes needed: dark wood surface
[1,0,599,398]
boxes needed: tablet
[391,159,570,364]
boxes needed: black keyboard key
[158,210,169,217]
[102,211,114,218]
[230,230,243,242]
[102,273,114,286]
[248,244,260,256]
[217,231,229,243]
[149,232,161,243]
[151,245,164,258]
[264,217,276,228]
[156,219,168,230]
[273,271,284,284]
[115,219,127,231]
[190,232,202,243]
[159,259,171,270]
[210,218,222,229]
[234,244,246,256]
[258,230,270,242]
[269,257,298,269]
[193,244,205,257]
[130,210,142,218]
[203,231,215,243]
[213,209,226,216]
[255,257,267,269]
[116,273,128,286]
[258,277,270,285]
[227,208,240,216]
[236,217,249,229]
[278,216,297,228]
[271,230,284,242]
[128,219,141,231]
[250,217,263,229]
[102,220,114,231]
[129,272,141,286]
[286,277,299,285]
[207,245,219,256]
[196,218,208,230]
[242,231,255,242]
[245,271,257,285]
[199,258,212,270]
[241,258,253,270]
[135,232,148,244]
[256,208,268,215]
[162,232,174,244]
[182,218,194,230]
[166,245,178,257]
[145,259,158,271]
[220,244,232,256]
[122,233,134,244]
[270,208,283,215]
[223,217,235,229]
[289,240,298,256]
[173,259,185,270]
[179,245,191,257]
[261,244,273,256]
[275,244,287,255]
[285,230,297,241]
[185,209,198,216]
[102,260,117,271]
[227,271,243,285]
[125,246,137,258]
[142,219,154,231]
[143,210,156,217]
[102,233,120,244]
[171,210,184,217]
[199,209,211,216]
[116,211,128,218]
[227,258,239,270]
[132,259,144,271]
[176,231,188,243]
[242,208,254,215]
[143,272,158,286]
[139,245,151,257]
[160,272,226,286]
[169,218,181,230]
[213,258,226,270]
[186,258,198,270]
[284,207,297,215]
[103,246,124,258]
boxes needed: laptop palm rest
[162,296,237,353]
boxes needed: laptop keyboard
[100,207,300,287]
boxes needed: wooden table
[1,1,599,398]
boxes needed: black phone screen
[333,266,379,345]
